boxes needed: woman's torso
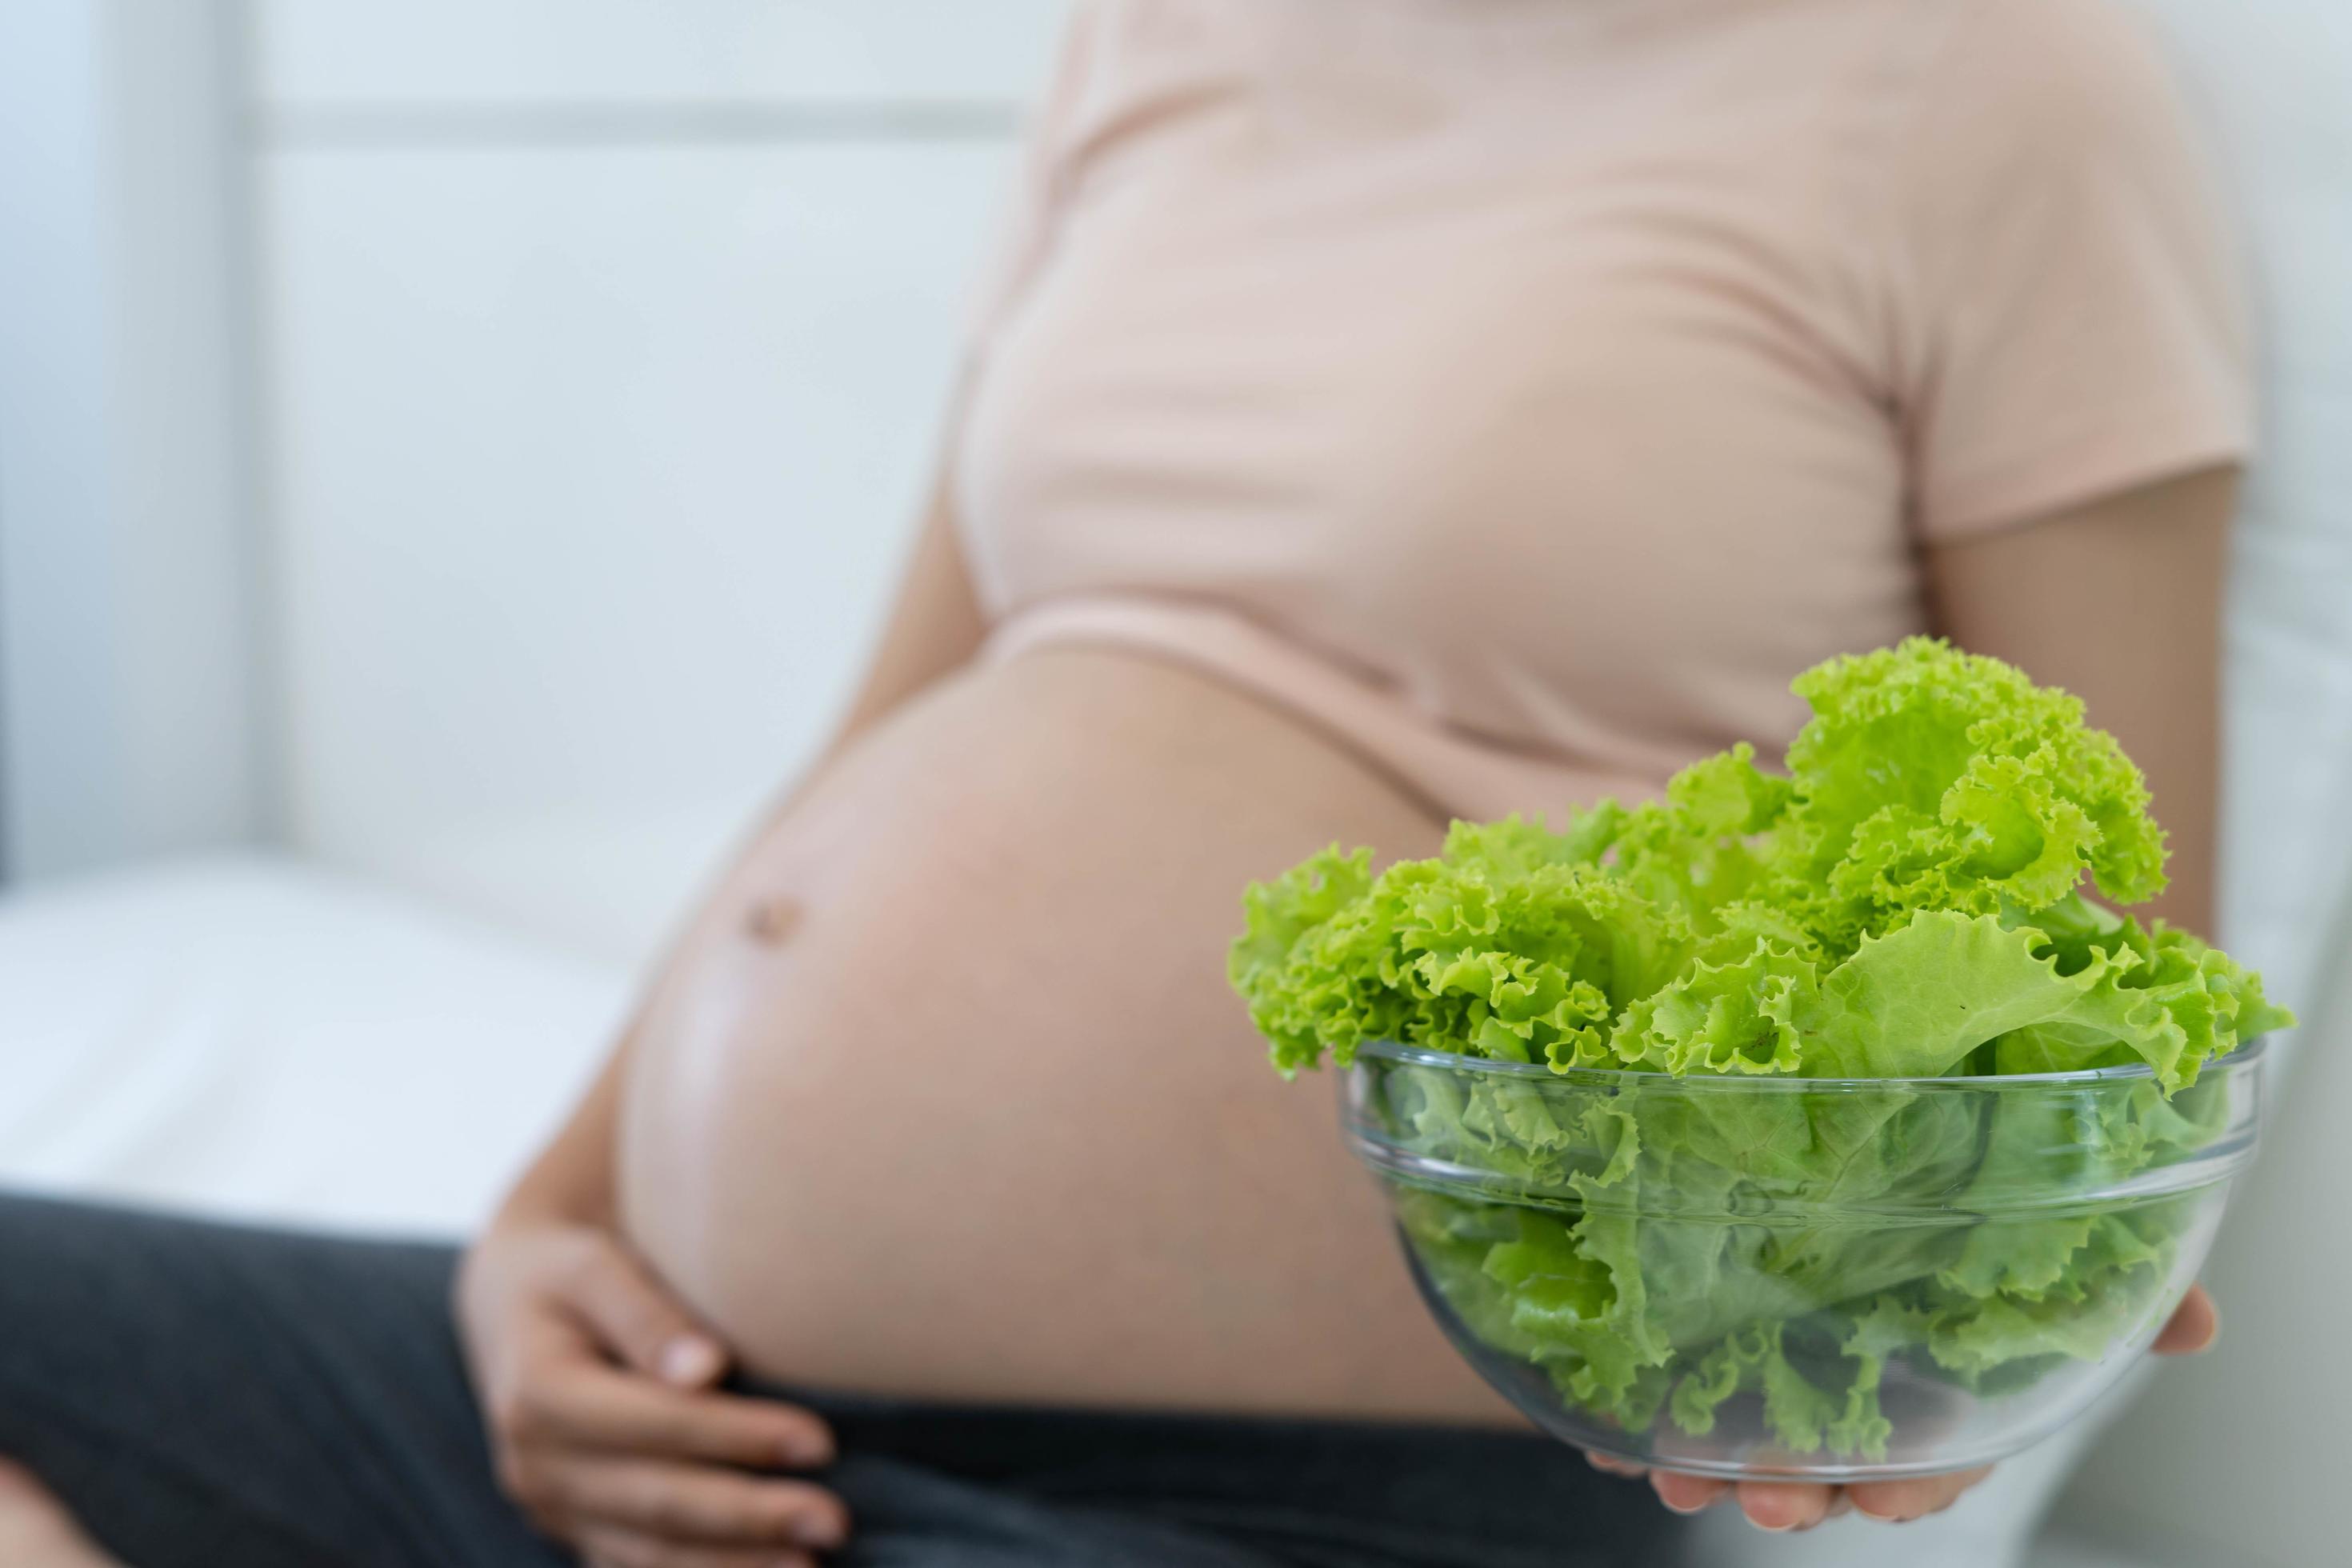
[618,0,2240,1417]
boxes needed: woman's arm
[1630,466,2240,1532]
[1922,465,2235,935]
[454,477,986,1560]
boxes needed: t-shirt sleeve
[1891,0,2251,542]
[961,5,1099,364]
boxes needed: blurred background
[0,4,2346,1567]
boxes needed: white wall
[245,1,1069,962]
[250,0,1068,109]
[0,0,265,882]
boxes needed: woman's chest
[958,1,1929,755]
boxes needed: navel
[742,895,804,946]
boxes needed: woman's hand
[1586,1284,2222,1533]
[455,1215,849,1566]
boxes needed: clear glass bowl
[1342,1039,2266,1481]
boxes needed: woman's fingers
[1638,1470,1990,1530]
[1640,1459,1998,1528]
[1649,1470,1730,1514]
[2153,1282,2219,1354]
[1642,1468,1994,1528]
[1605,1280,2213,1535]
[553,1234,732,1388]
[582,1530,814,1568]
[1642,1466,1840,1531]
[1625,1458,1833,1530]
[578,1525,814,1568]
[520,1454,849,1549]
[517,1358,834,1470]
[1848,1466,1993,1522]
[1734,1480,1838,1532]
[1601,1453,1809,1527]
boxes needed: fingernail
[1754,1517,1797,1533]
[659,1335,720,1385]
[1661,1497,1710,1516]
[780,1434,834,1469]
[790,1514,846,1549]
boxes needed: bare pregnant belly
[616,648,1518,1421]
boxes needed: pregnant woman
[0,1,2245,1563]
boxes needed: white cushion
[0,854,625,1235]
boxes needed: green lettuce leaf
[1230,637,2291,1457]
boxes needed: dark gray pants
[0,1194,1682,1568]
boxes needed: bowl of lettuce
[1230,639,2290,1479]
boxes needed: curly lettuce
[1230,638,2290,1458]
[1234,639,2287,1088]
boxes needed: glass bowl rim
[1353,1034,2270,1092]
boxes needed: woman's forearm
[1924,466,2234,935]
[496,1042,631,1226]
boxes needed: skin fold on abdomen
[615,648,1521,1421]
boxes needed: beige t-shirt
[954,0,2248,819]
